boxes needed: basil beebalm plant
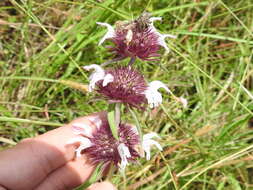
[68,12,187,175]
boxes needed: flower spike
[144,80,172,108]
[142,132,162,160]
[96,13,176,62]
[96,22,115,45]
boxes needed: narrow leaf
[107,104,119,140]
[74,163,103,190]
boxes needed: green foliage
[1,0,253,189]
[108,103,119,140]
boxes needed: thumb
[87,181,117,190]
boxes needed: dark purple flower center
[110,27,160,61]
[84,121,140,167]
[96,66,147,109]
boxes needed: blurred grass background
[1,0,253,189]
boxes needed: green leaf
[74,163,103,190]
[107,104,119,140]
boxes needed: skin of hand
[0,112,116,190]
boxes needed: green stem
[128,57,136,66]
[105,163,116,181]
[107,103,120,140]
[101,57,123,66]
[74,163,103,190]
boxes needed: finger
[33,112,106,168]
[0,186,7,190]
[0,112,106,190]
[87,182,117,190]
[35,156,94,190]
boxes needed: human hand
[0,112,116,190]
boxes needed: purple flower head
[66,115,163,172]
[84,122,140,168]
[96,66,148,109]
[83,64,187,109]
[97,12,176,62]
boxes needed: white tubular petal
[149,17,176,52]
[142,133,162,160]
[145,81,172,108]
[76,143,91,157]
[83,64,105,92]
[83,64,103,71]
[143,132,161,140]
[147,139,163,151]
[117,143,131,171]
[163,34,177,39]
[71,123,92,137]
[157,35,170,52]
[149,81,172,93]
[102,74,114,87]
[149,17,162,25]
[144,147,151,161]
[76,147,83,157]
[157,34,177,52]
[66,136,92,157]
[96,22,115,45]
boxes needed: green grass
[1,0,253,189]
